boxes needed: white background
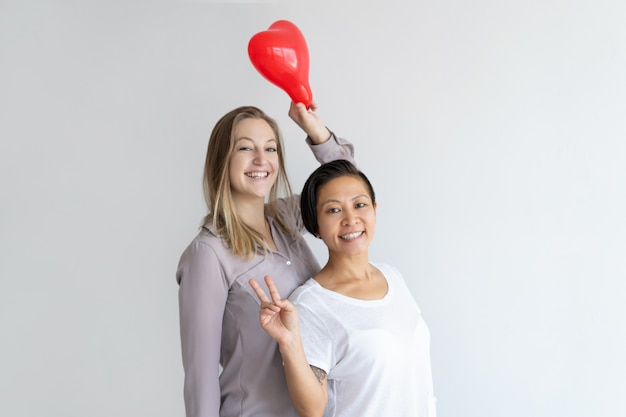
[1,1,625,416]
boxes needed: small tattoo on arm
[310,365,327,385]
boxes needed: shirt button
[286,261,291,266]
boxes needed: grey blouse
[176,134,354,417]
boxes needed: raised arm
[289,101,355,165]
[249,276,328,417]
[288,101,331,144]
[177,242,227,417]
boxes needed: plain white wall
[1,1,625,416]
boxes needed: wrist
[278,333,304,356]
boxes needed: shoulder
[289,278,321,305]
[271,195,298,215]
[372,262,413,292]
[372,262,403,280]
[290,280,332,332]
[176,227,236,285]
[179,227,228,260]
[268,195,303,233]
[373,262,423,311]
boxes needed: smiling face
[316,174,377,258]
[228,117,279,202]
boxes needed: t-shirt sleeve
[295,301,335,373]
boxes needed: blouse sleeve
[306,132,355,165]
[177,240,228,417]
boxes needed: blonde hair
[202,106,298,260]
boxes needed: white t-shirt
[289,263,437,417]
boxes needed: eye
[355,202,367,209]
[327,207,341,214]
[266,146,277,152]
[237,146,253,151]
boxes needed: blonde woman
[176,102,354,417]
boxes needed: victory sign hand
[249,275,300,346]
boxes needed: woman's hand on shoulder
[288,101,331,145]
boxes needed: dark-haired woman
[250,160,436,417]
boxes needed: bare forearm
[307,126,332,145]
[288,101,331,145]
[279,340,327,417]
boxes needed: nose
[253,149,266,164]
[341,209,359,226]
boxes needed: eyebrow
[235,137,277,144]
[320,194,370,206]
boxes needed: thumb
[294,102,308,116]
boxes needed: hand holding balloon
[288,101,331,144]
[248,20,313,109]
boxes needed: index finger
[248,278,270,304]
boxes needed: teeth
[246,172,268,178]
[340,231,363,240]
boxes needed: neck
[233,196,267,230]
[321,252,372,281]
[232,195,276,251]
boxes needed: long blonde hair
[202,106,297,260]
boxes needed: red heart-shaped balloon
[248,20,312,109]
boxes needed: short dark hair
[300,159,376,236]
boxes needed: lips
[340,231,363,240]
[245,171,269,178]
